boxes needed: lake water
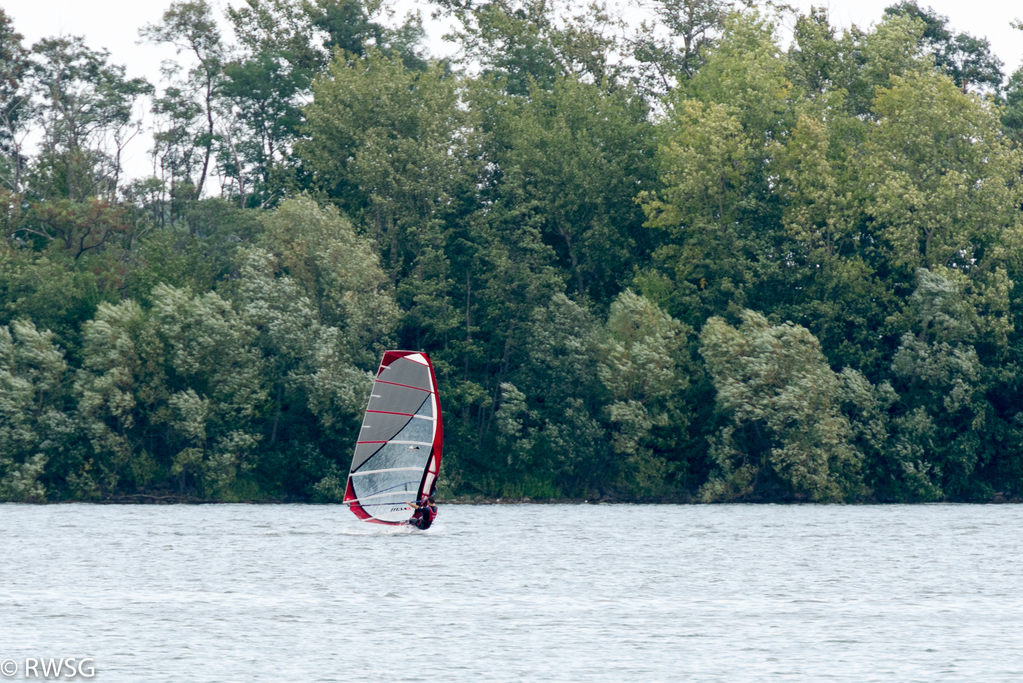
[1,503,1021,681]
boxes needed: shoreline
[6,493,1020,505]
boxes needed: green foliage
[0,244,105,353]
[221,0,323,206]
[26,36,152,201]
[0,320,75,501]
[6,3,1023,503]
[434,0,624,95]
[481,74,656,300]
[629,0,727,96]
[74,287,261,496]
[0,11,30,194]
[598,290,691,498]
[885,268,998,500]
[866,71,1023,277]
[255,195,398,364]
[140,0,226,202]
[495,294,607,494]
[699,311,865,502]
[299,49,477,373]
[883,1,1003,93]
[122,198,262,303]
[684,10,792,139]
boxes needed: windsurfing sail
[344,350,443,524]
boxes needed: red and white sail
[344,351,443,524]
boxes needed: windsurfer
[406,495,437,530]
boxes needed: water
[1,504,1021,682]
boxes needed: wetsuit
[409,500,437,530]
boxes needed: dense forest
[2,0,1023,503]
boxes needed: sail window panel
[349,489,417,523]
[415,395,434,418]
[377,357,432,390]
[367,383,430,416]
[353,443,429,511]
[360,441,431,473]
[359,412,413,443]
[353,443,431,516]
[392,415,435,444]
[352,470,421,502]
[350,442,385,473]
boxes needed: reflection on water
[1,504,1022,682]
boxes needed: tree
[597,290,691,498]
[235,197,398,494]
[74,286,267,497]
[786,7,840,103]
[17,197,129,260]
[121,197,262,303]
[628,0,728,97]
[699,310,865,502]
[141,0,226,200]
[864,68,1022,344]
[0,242,104,353]
[481,74,656,301]
[1002,66,1023,145]
[300,48,481,392]
[220,0,324,207]
[26,36,152,201]
[637,11,800,330]
[770,109,894,375]
[884,1,1003,93]
[0,9,30,194]
[304,0,428,70]
[887,268,1000,500]
[640,96,772,327]
[788,12,926,118]
[435,0,625,95]
[495,293,606,496]
[0,320,77,501]
[301,50,474,280]
[257,196,397,353]
[683,10,792,139]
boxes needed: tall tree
[141,0,226,200]
[884,1,1003,93]
[481,74,656,301]
[304,0,428,69]
[0,9,30,194]
[495,293,606,497]
[26,36,152,202]
[220,0,322,207]
[0,320,76,501]
[699,310,866,502]
[629,0,728,97]
[597,290,692,498]
[640,11,790,326]
[300,49,477,298]
[435,0,625,95]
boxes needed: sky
[2,0,1021,183]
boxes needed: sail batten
[344,350,443,524]
[350,466,424,476]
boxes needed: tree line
[2,0,1023,503]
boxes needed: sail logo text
[0,658,95,678]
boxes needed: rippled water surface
[2,504,1022,681]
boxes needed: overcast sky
[3,0,1021,183]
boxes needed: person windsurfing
[406,495,437,530]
